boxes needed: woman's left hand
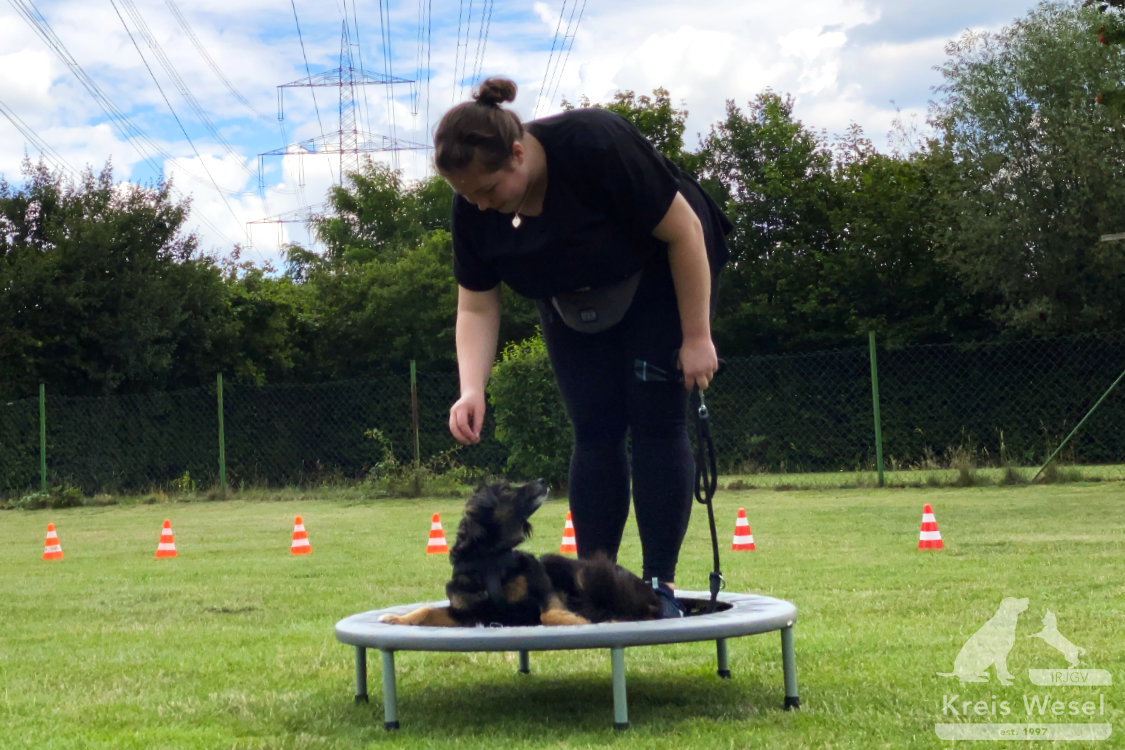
[677,335,719,391]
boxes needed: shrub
[488,332,572,488]
[10,484,84,510]
[363,428,482,498]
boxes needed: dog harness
[451,551,523,612]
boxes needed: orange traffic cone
[42,523,64,560]
[426,513,449,554]
[290,515,312,555]
[918,504,944,550]
[732,508,756,551]
[155,519,178,558]
[559,511,578,554]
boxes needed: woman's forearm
[455,285,502,396]
[654,192,717,389]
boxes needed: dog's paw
[379,613,410,625]
[540,608,590,626]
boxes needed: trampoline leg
[716,638,731,679]
[354,646,368,703]
[518,650,530,674]
[380,650,400,730]
[611,647,628,730]
[781,625,800,710]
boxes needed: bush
[488,332,572,488]
[363,428,482,497]
[8,484,84,510]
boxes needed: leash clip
[697,390,709,420]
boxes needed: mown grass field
[1,482,1122,749]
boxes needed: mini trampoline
[335,590,798,729]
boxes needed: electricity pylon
[256,21,428,195]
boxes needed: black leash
[634,358,725,613]
[693,387,724,613]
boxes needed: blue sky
[0,0,1041,266]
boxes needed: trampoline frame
[335,590,799,729]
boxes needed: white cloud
[0,0,1042,261]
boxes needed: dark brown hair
[434,77,525,174]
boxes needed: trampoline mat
[336,590,797,652]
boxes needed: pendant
[511,214,522,229]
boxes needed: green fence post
[39,383,47,492]
[868,332,885,487]
[217,373,227,497]
[410,360,421,467]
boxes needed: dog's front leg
[540,609,589,625]
[380,606,461,626]
[540,595,589,626]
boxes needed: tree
[207,253,309,385]
[830,149,992,346]
[1089,0,1125,113]
[699,92,843,353]
[0,160,231,397]
[294,160,537,378]
[563,88,700,174]
[929,1,1125,335]
[310,159,431,265]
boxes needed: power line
[114,0,256,181]
[453,0,467,102]
[6,0,246,244]
[425,0,433,149]
[377,0,400,170]
[543,0,586,112]
[109,0,250,247]
[534,0,567,118]
[0,97,79,179]
[8,0,166,179]
[162,0,272,123]
[345,0,375,142]
[534,0,586,118]
[413,0,427,116]
[289,0,336,186]
[471,0,494,85]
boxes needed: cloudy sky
[0,0,1041,266]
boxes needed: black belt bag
[549,271,643,333]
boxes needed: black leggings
[538,269,696,583]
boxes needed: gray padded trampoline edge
[335,591,797,652]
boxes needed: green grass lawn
[1,483,1122,749]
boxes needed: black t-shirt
[452,107,728,300]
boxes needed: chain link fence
[3,331,1122,497]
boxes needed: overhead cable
[109,0,250,246]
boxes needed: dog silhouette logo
[938,596,1029,685]
[1029,610,1086,668]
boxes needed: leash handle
[694,390,717,504]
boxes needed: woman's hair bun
[474,78,517,107]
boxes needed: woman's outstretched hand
[449,390,487,444]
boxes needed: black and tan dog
[380,480,662,627]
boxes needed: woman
[437,78,730,616]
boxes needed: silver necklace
[511,193,527,228]
[511,178,535,228]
